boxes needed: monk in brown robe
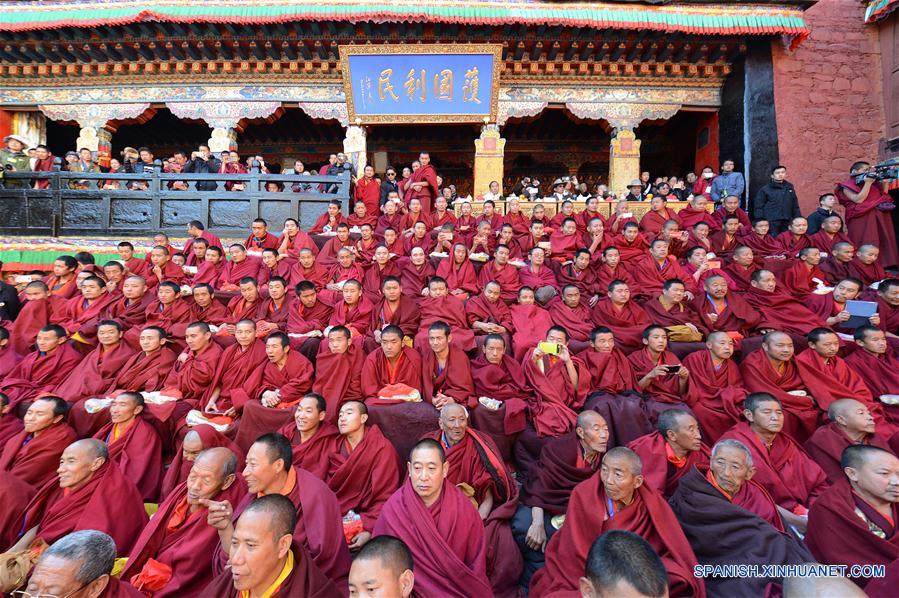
[10,439,148,555]
[805,398,895,484]
[780,247,828,297]
[277,393,340,480]
[53,319,135,403]
[670,440,814,597]
[530,447,705,597]
[236,332,314,451]
[324,401,401,551]
[290,247,329,291]
[1,324,82,411]
[722,245,760,293]
[630,325,691,423]
[199,494,339,597]
[22,530,144,598]
[513,411,609,586]
[819,241,855,285]
[205,433,351,586]
[424,404,522,596]
[590,281,651,353]
[217,244,261,291]
[628,409,711,498]
[93,391,163,501]
[682,331,747,441]
[0,396,75,491]
[745,328,817,429]
[720,392,828,537]
[373,438,493,598]
[122,448,245,597]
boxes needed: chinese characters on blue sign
[341,45,500,123]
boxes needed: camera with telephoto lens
[853,158,899,185]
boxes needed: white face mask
[703,172,715,179]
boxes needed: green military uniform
[0,147,31,188]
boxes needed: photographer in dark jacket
[752,164,800,236]
[380,166,399,207]
[184,144,222,191]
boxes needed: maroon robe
[639,209,683,236]
[546,298,594,344]
[723,261,759,293]
[255,296,292,335]
[628,349,686,420]
[94,417,164,501]
[469,354,529,440]
[290,262,329,291]
[244,231,281,252]
[743,286,825,336]
[517,263,559,294]
[845,348,899,403]
[420,346,475,407]
[589,299,651,353]
[367,296,420,347]
[361,261,401,304]
[162,342,222,405]
[476,261,520,303]
[466,293,514,336]
[281,230,320,261]
[216,256,261,288]
[184,300,230,330]
[775,231,811,256]
[145,261,186,290]
[627,431,711,498]
[0,343,83,407]
[361,346,422,405]
[277,422,341,480]
[795,349,875,413]
[400,260,435,299]
[121,475,247,598]
[530,471,704,598]
[108,348,178,394]
[202,340,268,413]
[159,424,242,501]
[415,295,476,351]
[509,303,553,362]
[19,460,148,553]
[708,230,740,261]
[313,345,364,422]
[522,349,590,437]
[123,299,192,349]
[780,261,828,296]
[631,255,694,296]
[373,480,492,598]
[681,351,746,441]
[678,205,715,230]
[556,263,601,298]
[739,349,818,442]
[52,292,119,346]
[104,293,154,333]
[308,212,347,236]
[0,423,76,488]
[739,230,787,259]
[54,341,135,403]
[836,176,899,267]
[548,231,578,262]
[720,421,827,512]
[691,292,761,338]
[405,164,438,214]
[642,296,706,332]
[190,260,223,287]
[521,431,598,515]
[594,263,632,296]
[41,274,78,299]
[221,294,261,327]
[612,233,650,267]
[0,345,23,378]
[581,348,638,394]
[805,422,894,485]
[287,299,333,335]
[849,257,887,286]
[325,425,401,531]
[328,297,374,339]
[809,229,852,254]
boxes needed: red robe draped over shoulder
[54,341,135,402]
[436,257,480,297]
[415,295,475,351]
[420,347,475,407]
[590,299,651,353]
[162,343,223,404]
[373,480,492,598]
[94,417,164,501]
[361,346,422,405]
[202,340,268,413]
[510,303,553,362]
[278,422,341,480]
[627,430,711,498]
[0,423,76,488]
[682,351,747,442]
[739,350,818,442]
[159,424,242,501]
[521,432,598,515]
[804,422,893,485]
[0,343,83,407]
[522,349,590,437]
[313,345,364,422]
[546,298,593,343]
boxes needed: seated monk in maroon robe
[642,279,706,341]
[324,401,401,550]
[0,396,75,489]
[590,281,652,353]
[845,326,899,425]
[510,287,553,362]
[722,246,761,292]
[849,244,888,287]
[400,246,435,299]
[556,249,602,301]
[364,276,419,353]
[796,328,892,430]
[286,281,333,359]
[198,494,339,598]
[326,279,374,347]
[315,224,354,270]
[67,326,178,438]
[159,423,243,502]
[435,243,480,299]
[476,246,520,303]
[518,247,559,305]
[780,247,828,297]
[373,439,493,598]
[423,404,522,596]
[51,275,119,351]
[10,439,148,556]
[530,447,705,597]
[0,328,22,379]
[720,392,828,537]
[628,410,711,498]
[122,447,247,597]
[670,441,814,597]
[419,321,475,409]
[277,393,341,480]
[414,278,475,351]
[6,282,60,356]
[0,324,82,410]
[469,334,529,462]
[320,248,366,305]
[40,256,79,300]
[466,281,515,350]
[630,239,694,298]
[53,320,135,403]
[522,325,590,439]
[629,325,691,424]
[290,247,329,291]
[162,321,222,407]
[254,277,292,338]
[546,286,594,352]
[92,392,163,501]
[875,278,899,337]
[277,217,320,262]
[103,275,154,335]
[819,241,855,285]
[548,218,579,263]
[205,433,351,586]
[314,326,364,423]
[805,445,899,592]
[361,246,401,305]
[200,320,267,419]
[235,332,314,451]
[214,278,262,344]
[512,412,608,586]
[639,196,684,236]
[123,282,192,351]
[691,275,761,345]
[809,213,852,253]
[682,332,747,441]
[805,399,896,485]
[739,332,820,442]
[144,245,186,290]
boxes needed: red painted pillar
[0,110,12,142]
[694,111,720,173]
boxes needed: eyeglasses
[387,172,396,176]
[14,581,91,598]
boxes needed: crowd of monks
[1,188,899,597]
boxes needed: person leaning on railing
[0,134,32,189]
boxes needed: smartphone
[538,341,561,355]
[706,260,722,269]
[664,365,682,374]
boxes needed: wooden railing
[0,160,351,237]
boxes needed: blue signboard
[340,45,501,124]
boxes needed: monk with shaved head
[349,535,415,597]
